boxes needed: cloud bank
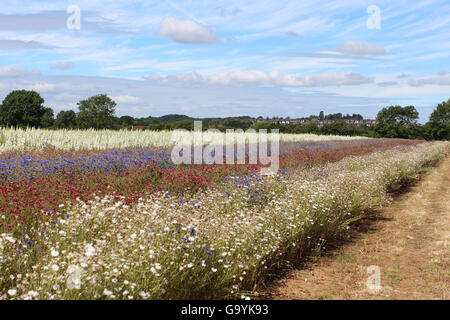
[144,70,374,87]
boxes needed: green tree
[319,111,324,121]
[425,99,450,140]
[40,107,55,128]
[119,115,135,127]
[0,90,46,127]
[375,105,419,138]
[76,94,116,129]
[55,110,77,129]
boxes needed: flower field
[0,130,448,300]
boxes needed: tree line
[0,89,448,140]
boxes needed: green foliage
[425,99,449,140]
[55,110,77,129]
[0,90,47,128]
[158,114,192,122]
[375,105,420,139]
[119,115,134,127]
[319,111,324,121]
[76,94,116,129]
[40,107,55,128]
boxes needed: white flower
[103,288,113,296]
[52,264,60,271]
[211,268,217,272]
[85,244,96,257]
[51,249,59,257]
[155,263,162,270]
[7,289,17,296]
[187,263,194,268]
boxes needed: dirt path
[264,157,450,300]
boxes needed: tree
[425,99,450,140]
[0,90,46,127]
[40,107,55,128]
[76,94,116,129]
[55,110,77,129]
[119,115,134,127]
[375,105,419,138]
[319,111,324,121]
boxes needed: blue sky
[0,0,449,122]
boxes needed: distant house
[132,126,147,130]
[363,120,377,126]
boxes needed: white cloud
[377,81,398,87]
[25,82,56,92]
[111,95,144,104]
[143,74,162,81]
[336,40,385,55]
[51,62,74,70]
[409,72,450,86]
[0,40,52,51]
[156,17,219,44]
[397,73,410,79]
[0,66,41,77]
[144,70,374,87]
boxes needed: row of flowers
[0,139,422,233]
[0,140,447,299]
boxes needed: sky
[0,0,449,122]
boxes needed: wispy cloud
[0,39,53,51]
[377,81,397,87]
[144,70,374,87]
[157,17,219,44]
[51,62,74,70]
[409,72,450,87]
[0,65,41,77]
[336,40,385,55]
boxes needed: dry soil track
[264,157,449,300]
